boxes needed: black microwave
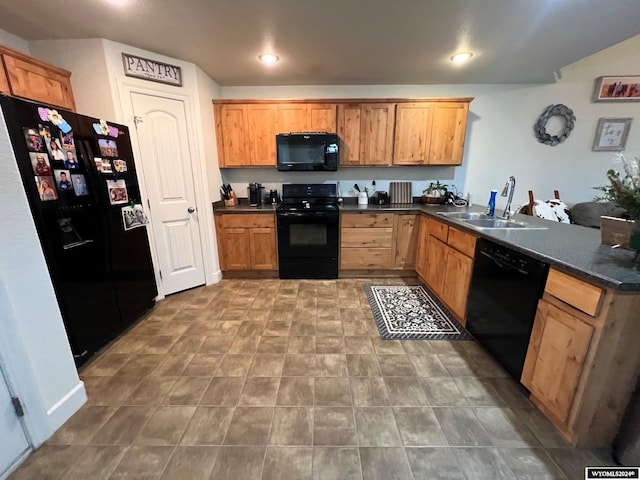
[276,133,339,171]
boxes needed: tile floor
[10,278,617,479]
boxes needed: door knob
[187,207,195,213]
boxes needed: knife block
[224,191,238,207]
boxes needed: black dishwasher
[465,238,549,381]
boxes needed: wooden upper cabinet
[429,102,469,165]
[217,104,250,167]
[393,103,433,165]
[522,299,594,422]
[0,46,76,111]
[275,103,308,133]
[214,98,471,168]
[362,103,395,166]
[337,104,363,165]
[308,103,337,132]
[248,104,276,166]
[394,101,468,165]
[337,103,394,166]
[276,103,337,133]
[0,63,9,95]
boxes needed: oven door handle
[479,250,528,275]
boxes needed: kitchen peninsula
[214,199,640,448]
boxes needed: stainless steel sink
[437,212,488,220]
[462,218,547,230]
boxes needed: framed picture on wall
[592,76,640,102]
[592,117,632,151]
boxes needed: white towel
[532,199,570,223]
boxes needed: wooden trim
[0,44,72,77]
[213,103,226,167]
[213,97,474,105]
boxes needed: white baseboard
[209,269,223,284]
[45,381,86,433]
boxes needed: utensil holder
[358,192,368,205]
[224,192,238,207]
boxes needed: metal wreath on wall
[534,104,576,146]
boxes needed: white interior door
[0,365,29,479]
[130,92,205,295]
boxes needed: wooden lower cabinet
[340,212,417,271]
[441,248,473,320]
[417,217,476,323]
[425,236,447,296]
[521,299,593,423]
[393,214,419,268]
[414,216,430,279]
[521,267,640,447]
[215,214,277,271]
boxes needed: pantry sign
[122,53,182,86]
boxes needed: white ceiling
[0,0,639,86]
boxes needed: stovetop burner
[277,183,338,213]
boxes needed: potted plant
[422,180,448,204]
[596,153,640,259]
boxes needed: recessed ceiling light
[259,54,279,65]
[450,52,473,64]
[105,0,128,6]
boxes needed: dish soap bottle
[487,190,497,216]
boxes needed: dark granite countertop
[213,200,640,291]
[213,199,278,213]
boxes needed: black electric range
[276,184,339,279]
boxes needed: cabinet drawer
[340,248,391,269]
[341,228,393,248]
[428,218,449,242]
[447,227,476,257]
[341,213,394,228]
[545,268,604,317]
[218,213,275,228]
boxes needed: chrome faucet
[501,176,516,219]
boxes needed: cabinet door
[0,64,9,95]
[217,228,252,270]
[415,216,430,279]
[393,103,432,165]
[521,299,594,423]
[248,104,276,166]
[425,236,447,297]
[308,103,337,132]
[337,104,363,165]
[219,104,250,167]
[361,103,395,166]
[441,248,473,321]
[275,103,308,133]
[429,102,469,165]
[393,214,419,269]
[250,228,277,270]
[2,54,76,111]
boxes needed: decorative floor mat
[365,284,473,340]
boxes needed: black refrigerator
[0,95,157,367]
